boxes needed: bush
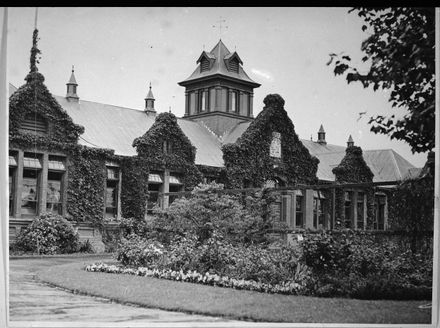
[78,239,95,253]
[116,234,166,267]
[14,213,79,254]
[300,230,432,299]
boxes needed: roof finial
[169,106,171,113]
[34,7,39,29]
[72,65,74,72]
[149,81,152,89]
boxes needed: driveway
[9,255,242,324]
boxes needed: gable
[222,94,319,187]
[332,146,374,183]
[9,74,84,145]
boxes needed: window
[163,140,173,154]
[230,91,237,113]
[105,166,119,218]
[313,197,325,229]
[229,58,239,73]
[295,193,304,228]
[270,132,282,158]
[344,191,352,228]
[20,113,48,135]
[200,57,210,72]
[21,169,39,217]
[189,92,196,114]
[375,194,386,230]
[199,90,208,112]
[147,173,162,214]
[209,88,215,111]
[46,171,63,215]
[357,192,365,230]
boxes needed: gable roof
[179,40,260,87]
[9,82,416,182]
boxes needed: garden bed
[33,258,432,323]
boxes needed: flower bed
[85,262,304,295]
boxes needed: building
[8,31,419,246]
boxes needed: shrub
[14,213,79,254]
[116,234,166,267]
[299,230,432,299]
[78,239,95,253]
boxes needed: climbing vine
[332,146,375,228]
[222,94,319,188]
[133,112,203,190]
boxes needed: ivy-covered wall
[8,29,113,227]
[222,94,319,188]
[133,112,203,190]
[332,146,375,228]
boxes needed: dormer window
[20,113,48,135]
[229,58,239,73]
[200,57,210,72]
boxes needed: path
[9,256,242,323]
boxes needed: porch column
[14,150,24,218]
[304,189,314,229]
[163,169,170,209]
[39,153,48,214]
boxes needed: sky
[7,7,431,167]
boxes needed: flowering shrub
[116,234,166,267]
[85,262,305,295]
[13,213,79,254]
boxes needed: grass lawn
[31,257,432,324]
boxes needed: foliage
[133,112,203,190]
[222,94,319,188]
[328,8,435,153]
[332,146,375,227]
[147,182,272,245]
[116,234,166,267]
[9,29,84,144]
[388,154,434,251]
[67,148,107,225]
[13,213,79,254]
[78,239,95,253]
[300,230,432,299]
[120,156,150,220]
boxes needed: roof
[146,86,155,100]
[68,70,77,85]
[9,82,417,181]
[54,95,223,167]
[179,40,260,87]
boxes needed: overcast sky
[7,7,430,167]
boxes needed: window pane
[9,167,14,216]
[231,92,236,112]
[22,170,38,216]
[47,173,62,215]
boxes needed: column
[194,90,200,114]
[62,160,69,217]
[184,92,189,116]
[215,86,221,111]
[117,169,122,219]
[384,195,389,230]
[39,153,49,214]
[163,169,170,209]
[249,92,254,117]
[304,189,314,229]
[363,193,367,230]
[14,150,24,218]
[239,91,244,116]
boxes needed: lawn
[31,257,432,324]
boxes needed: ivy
[222,94,319,188]
[120,156,150,220]
[332,146,375,228]
[133,112,203,190]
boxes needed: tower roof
[145,83,155,100]
[318,124,325,133]
[348,135,354,143]
[67,66,78,85]
[178,39,260,87]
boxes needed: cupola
[145,82,155,114]
[317,124,326,145]
[66,66,79,101]
[347,135,354,147]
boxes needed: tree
[328,8,435,153]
